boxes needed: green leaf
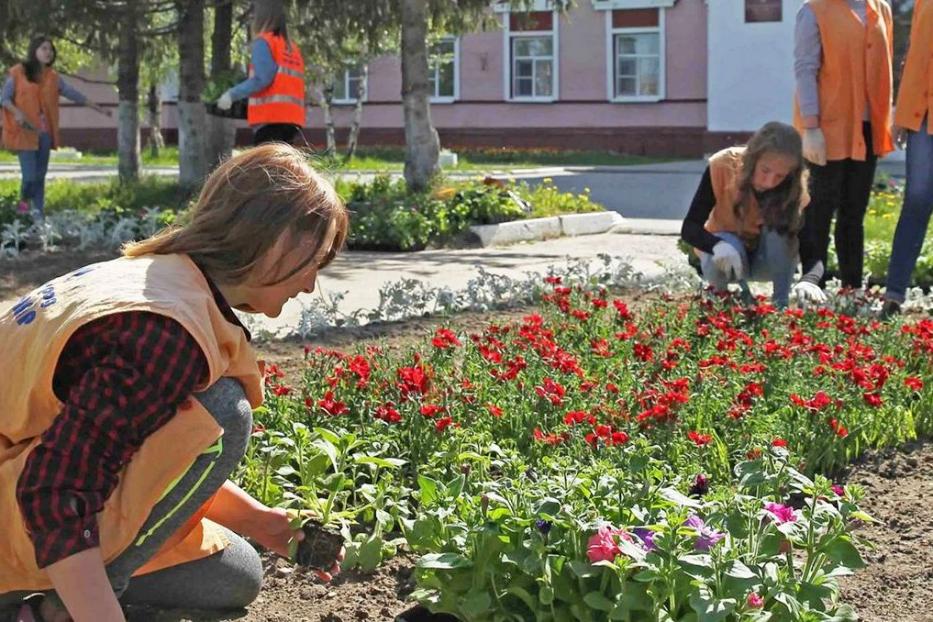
[418,474,439,507]
[461,590,493,617]
[689,591,736,622]
[312,437,339,473]
[725,560,757,580]
[583,591,614,612]
[538,584,555,605]
[659,487,701,508]
[505,586,536,612]
[357,535,384,572]
[822,536,866,570]
[354,455,406,469]
[417,553,472,570]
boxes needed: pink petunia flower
[764,502,798,525]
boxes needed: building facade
[44,0,811,157]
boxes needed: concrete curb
[469,211,627,247]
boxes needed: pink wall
[53,0,709,140]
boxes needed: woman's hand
[248,507,344,581]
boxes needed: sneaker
[879,299,901,320]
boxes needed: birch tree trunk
[176,0,208,191]
[344,64,368,161]
[400,0,439,191]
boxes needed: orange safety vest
[894,0,933,132]
[0,254,264,592]
[702,147,810,247]
[793,0,894,161]
[1,64,61,151]
[247,32,306,127]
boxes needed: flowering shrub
[242,282,933,619]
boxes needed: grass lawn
[0,145,672,172]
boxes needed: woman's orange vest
[894,0,933,132]
[702,147,810,246]
[1,64,61,151]
[247,32,306,127]
[793,0,894,161]
[0,254,264,592]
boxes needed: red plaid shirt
[16,268,247,568]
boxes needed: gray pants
[0,378,263,612]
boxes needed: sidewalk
[255,230,685,336]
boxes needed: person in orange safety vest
[217,5,306,146]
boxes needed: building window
[506,11,557,101]
[332,65,366,103]
[429,37,458,102]
[745,0,782,23]
[608,9,663,101]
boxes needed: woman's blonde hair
[734,121,809,235]
[124,143,348,286]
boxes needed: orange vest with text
[1,64,61,151]
[247,32,306,127]
[894,0,933,132]
[0,254,264,592]
[793,0,894,161]
[703,147,810,247]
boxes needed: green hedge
[0,174,604,252]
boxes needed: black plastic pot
[205,99,247,120]
[395,605,461,622]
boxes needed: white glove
[217,90,233,111]
[793,281,827,305]
[802,128,827,166]
[712,241,744,281]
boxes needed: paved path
[253,230,685,336]
[1,156,904,222]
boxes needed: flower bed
[241,283,932,621]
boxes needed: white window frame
[332,65,367,104]
[591,0,675,9]
[429,36,460,103]
[502,11,560,103]
[605,9,665,103]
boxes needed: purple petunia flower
[684,515,725,551]
[633,527,656,552]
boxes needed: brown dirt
[0,247,118,300]
[838,441,933,622]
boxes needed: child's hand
[251,506,302,558]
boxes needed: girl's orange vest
[247,32,306,127]
[793,0,895,161]
[702,147,810,246]
[0,254,264,592]
[894,0,933,132]
[1,64,61,151]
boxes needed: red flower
[397,364,431,399]
[544,275,562,285]
[534,377,566,406]
[862,392,883,408]
[435,416,456,432]
[613,300,632,320]
[591,338,612,357]
[486,403,503,417]
[348,355,371,387]
[688,430,713,446]
[431,328,462,349]
[771,438,788,448]
[571,309,591,321]
[533,427,569,445]
[272,384,292,397]
[318,391,348,416]
[633,343,654,362]
[420,404,445,418]
[563,410,589,426]
[374,403,402,424]
[905,376,924,391]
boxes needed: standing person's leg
[885,118,933,304]
[750,228,798,308]
[253,124,299,146]
[800,160,846,288]
[16,148,38,214]
[698,232,750,293]
[31,133,52,219]
[834,123,878,289]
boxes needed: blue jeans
[699,229,798,307]
[17,131,52,218]
[885,117,933,303]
